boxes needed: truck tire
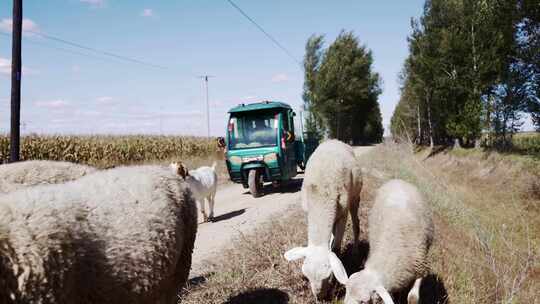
[248,169,263,198]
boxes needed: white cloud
[35,99,70,109]
[96,96,114,104]
[0,18,40,36]
[271,73,289,83]
[80,0,105,7]
[0,57,9,75]
[141,9,154,17]
[0,57,38,76]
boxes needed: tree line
[391,0,539,148]
[302,31,384,144]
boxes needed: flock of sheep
[0,139,433,304]
[284,140,434,304]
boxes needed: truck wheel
[248,169,263,198]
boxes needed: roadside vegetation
[301,31,384,144]
[181,142,539,303]
[0,134,229,181]
[390,0,539,149]
[0,134,217,167]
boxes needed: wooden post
[10,0,23,162]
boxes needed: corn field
[513,132,540,154]
[0,135,217,168]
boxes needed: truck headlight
[229,156,242,165]
[264,153,277,163]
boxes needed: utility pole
[10,0,23,162]
[198,75,214,137]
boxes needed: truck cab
[225,101,300,197]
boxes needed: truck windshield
[228,113,278,149]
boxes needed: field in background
[181,142,539,304]
[0,134,229,182]
[512,132,540,155]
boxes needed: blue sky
[0,0,427,136]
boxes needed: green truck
[223,101,318,197]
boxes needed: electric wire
[225,0,301,65]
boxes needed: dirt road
[189,145,374,278]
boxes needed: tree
[517,0,540,130]
[302,34,325,137]
[304,31,383,144]
[391,0,533,148]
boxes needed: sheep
[329,179,434,304]
[171,161,218,222]
[284,139,363,301]
[0,160,97,193]
[0,164,198,304]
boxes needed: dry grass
[180,142,539,303]
[181,167,384,304]
[360,142,539,303]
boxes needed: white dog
[171,161,218,222]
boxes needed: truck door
[282,110,297,178]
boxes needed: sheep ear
[329,234,335,249]
[375,286,395,304]
[328,252,348,285]
[284,247,308,261]
[170,162,179,172]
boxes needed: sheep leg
[349,195,360,247]
[332,215,346,252]
[199,199,208,222]
[208,194,215,220]
[407,277,422,304]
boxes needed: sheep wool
[329,179,434,304]
[284,139,363,301]
[0,165,198,304]
[0,160,97,193]
[366,179,434,291]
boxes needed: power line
[22,29,167,69]
[0,32,131,65]
[225,0,300,65]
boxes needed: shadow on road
[210,209,246,223]
[223,288,289,304]
[241,177,303,197]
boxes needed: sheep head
[170,162,189,179]
[284,245,335,301]
[329,253,395,304]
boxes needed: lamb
[171,161,218,222]
[0,160,97,193]
[0,164,198,304]
[284,139,363,301]
[329,179,434,304]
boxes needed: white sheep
[0,164,198,304]
[284,139,363,301]
[0,160,96,193]
[329,179,434,304]
[171,161,218,222]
